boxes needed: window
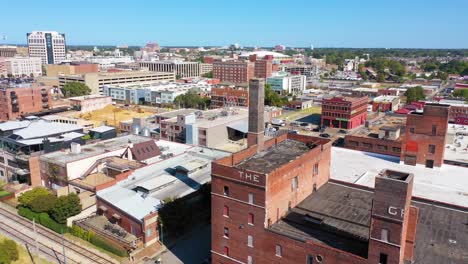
[248,193,254,204]
[292,176,298,191]
[409,127,415,133]
[223,246,229,256]
[377,145,388,151]
[392,147,401,153]
[224,227,229,238]
[381,229,389,242]
[248,213,254,225]
[379,253,388,264]
[147,227,152,237]
[362,142,373,149]
[247,235,253,247]
[247,256,253,264]
[313,163,319,176]
[223,186,230,196]
[307,254,314,264]
[223,205,229,217]
[428,144,435,154]
[432,125,437,136]
[275,244,282,257]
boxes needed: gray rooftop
[97,146,230,221]
[9,120,83,140]
[40,135,151,166]
[270,182,468,263]
[89,126,115,133]
[154,109,197,119]
[236,139,316,173]
[0,120,31,132]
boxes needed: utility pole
[62,231,67,264]
[33,218,38,255]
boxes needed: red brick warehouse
[321,96,368,129]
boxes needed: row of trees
[420,59,468,76]
[18,187,82,224]
[173,91,211,109]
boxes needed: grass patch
[64,233,126,262]
[280,106,322,121]
[0,189,11,198]
[0,234,53,264]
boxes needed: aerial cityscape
[0,1,467,264]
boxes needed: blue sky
[1,0,467,48]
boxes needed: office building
[400,104,450,168]
[59,71,175,94]
[140,61,200,78]
[199,63,213,76]
[321,96,368,129]
[3,57,42,77]
[267,73,306,96]
[103,82,210,105]
[27,31,66,64]
[0,45,17,57]
[46,62,99,77]
[0,83,52,121]
[213,61,255,84]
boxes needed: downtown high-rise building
[27,31,66,64]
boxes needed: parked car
[271,118,286,126]
[290,122,301,127]
[319,133,330,138]
[338,129,347,134]
[300,122,309,127]
[288,130,299,134]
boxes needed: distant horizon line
[3,43,468,50]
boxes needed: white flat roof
[445,124,468,164]
[331,147,468,208]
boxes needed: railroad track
[0,221,76,264]
[0,207,117,264]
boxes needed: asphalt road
[148,224,211,264]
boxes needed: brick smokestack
[247,78,265,151]
[368,169,416,264]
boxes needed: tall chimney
[247,78,265,151]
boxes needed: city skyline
[1,0,467,48]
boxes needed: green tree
[265,84,289,107]
[0,239,18,264]
[202,71,213,78]
[377,73,386,83]
[405,86,425,104]
[18,187,50,208]
[61,82,91,98]
[50,193,82,224]
[453,89,468,101]
[174,91,210,109]
[30,194,58,213]
[358,64,368,80]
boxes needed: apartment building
[210,86,249,108]
[0,83,52,121]
[213,61,255,84]
[27,31,66,64]
[59,71,175,94]
[140,60,200,78]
